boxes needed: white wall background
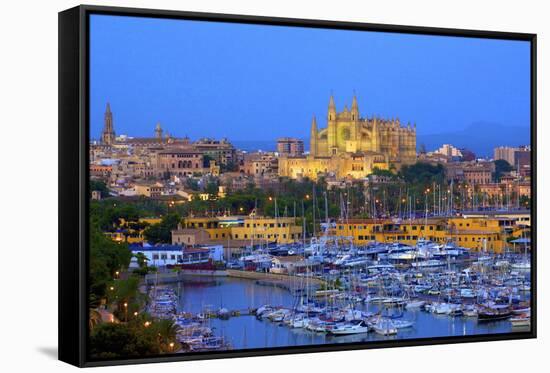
[0,0,546,371]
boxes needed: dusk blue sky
[90,14,531,153]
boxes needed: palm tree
[134,252,149,268]
[153,319,181,352]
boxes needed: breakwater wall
[226,269,325,286]
[144,270,228,285]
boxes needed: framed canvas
[59,5,536,367]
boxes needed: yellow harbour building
[333,216,527,253]
[179,216,303,244]
[278,95,417,180]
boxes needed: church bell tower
[101,102,116,145]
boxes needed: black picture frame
[59,4,537,367]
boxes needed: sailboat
[329,320,370,335]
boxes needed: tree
[89,323,160,358]
[152,319,181,352]
[185,178,200,191]
[89,222,132,301]
[399,162,445,185]
[90,180,110,198]
[107,276,145,322]
[494,159,514,182]
[134,252,148,269]
[143,213,181,244]
[369,167,396,178]
[203,154,213,168]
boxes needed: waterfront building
[278,94,417,180]
[231,216,303,243]
[462,210,531,227]
[277,137,304,156]
[271,255,307,274]
[332,216,527,253]
[171,226,211,245]
[129,244,224,267]
[180,216,303,244]
[181,216,239,240]
[129,244,184,266]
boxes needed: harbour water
[172,276,522,350]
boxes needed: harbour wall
[144,270,228,285]
[226,269,325,286]
[144,269,325,286]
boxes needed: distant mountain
[232,123,530,158]
[418,122,530,157]
[232,140,277,152]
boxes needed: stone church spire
[351,94,359,132]
[101,102,115,145]
[310,115,318,157]
[328,94,336,120]
[155,121,163,140]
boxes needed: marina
[145,240,531,352]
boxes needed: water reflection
[174,277,516,350]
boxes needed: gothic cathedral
[278,94,417,180]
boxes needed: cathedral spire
[328,94,336,123]
[351,94,358,110]
[310,115,318,157]
[155,121,163,140]
[101,102,115,145]
[311,115,317,132]
[351,93,359,121]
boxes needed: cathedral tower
[101,102,115,145]
[310,115,318,157]
[155,122,163,140]
[351,94,360,141]
[327,94,337,151]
